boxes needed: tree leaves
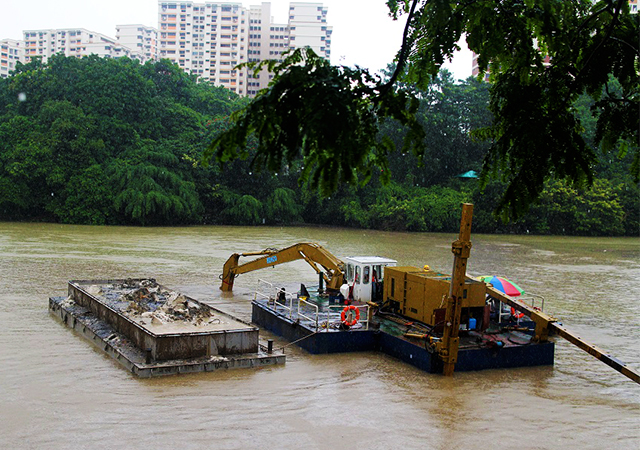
[0,55,240,224]
[400,0,639,219]
[204,48,426,197]
[109,146,203,226]
[207,2,638,222]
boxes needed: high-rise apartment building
[116,24,159,63]
[158,1,331,96]
[0,39,23,78]
[22,28,144,64]
[288,2,331,58]
[2,2,332,96]
[247,3,274,95]
[158,1,250,95]
[245,2,332,96]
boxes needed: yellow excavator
[220,242,345,293]
[218,206,639,383]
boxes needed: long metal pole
[441,203,474,376]
[484,284,640,384]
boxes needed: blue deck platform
[252,299,555,374]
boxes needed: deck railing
[255,279,294,317]
[255,279,369,332]
[327,304,369,330]
[297,297,319,330]
[497,294,545,323]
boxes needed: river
[0,222,638,449]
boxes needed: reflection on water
[0,222,638,449]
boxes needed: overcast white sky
[1,0,472,80]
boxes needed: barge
[220,204,639,384]
[49,279,284,377]
[250,280,554,374]
[219,207,556,375]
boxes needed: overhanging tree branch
[378,0,421,97]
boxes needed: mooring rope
[283,330,319,349]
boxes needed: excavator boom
[220,243,345,292]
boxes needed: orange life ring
[341,305,360,327]
[511,307,524,319]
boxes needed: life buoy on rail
[341,305,360,327]
[511,307,524,320]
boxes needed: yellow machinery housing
[384,266,487,328]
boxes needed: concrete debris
[61,296,76,308]
[88,279,214,326]
[87,285,102,296]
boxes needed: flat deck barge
[49,279,284,377]
[250,285,555,374]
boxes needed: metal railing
[254,279,369,332]
[327,304,369,331]
[497,294,545,324]
[521,294,545,312]
[297,297,319,330]
[255,279,276,303]
[255,279,292,316]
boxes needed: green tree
[0,115,51,218]
[223,193,263,225]
[56,165,114,225]
[205,49,426,196]
[0,55,243,224]
[526,179,625,235]
[383,70,492,187]
[265,187,302,224]
[109,145,203,226]
[206,1,638,221]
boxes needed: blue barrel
[469,318,477,330]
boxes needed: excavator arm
[220,242,345,292]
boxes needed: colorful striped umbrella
[479,275,524,297]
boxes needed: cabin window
[347,263,354,283]
[391,278,395,297]
[355,266,361,284]
[372,265,382,283]
[363,266,370,284]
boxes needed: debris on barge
[49,278,284,377]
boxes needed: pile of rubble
[88,279,218,326]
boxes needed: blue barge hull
[252,300,555,374]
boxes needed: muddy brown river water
[0,222,638,449]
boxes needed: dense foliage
[0,55,240,225]
[207,0,638,221]
[206,48,425,196]
[0,55,636,235]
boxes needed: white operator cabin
[342,256,397,302]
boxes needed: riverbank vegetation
[0,55,637,235]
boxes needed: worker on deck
[277,288,286,304]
